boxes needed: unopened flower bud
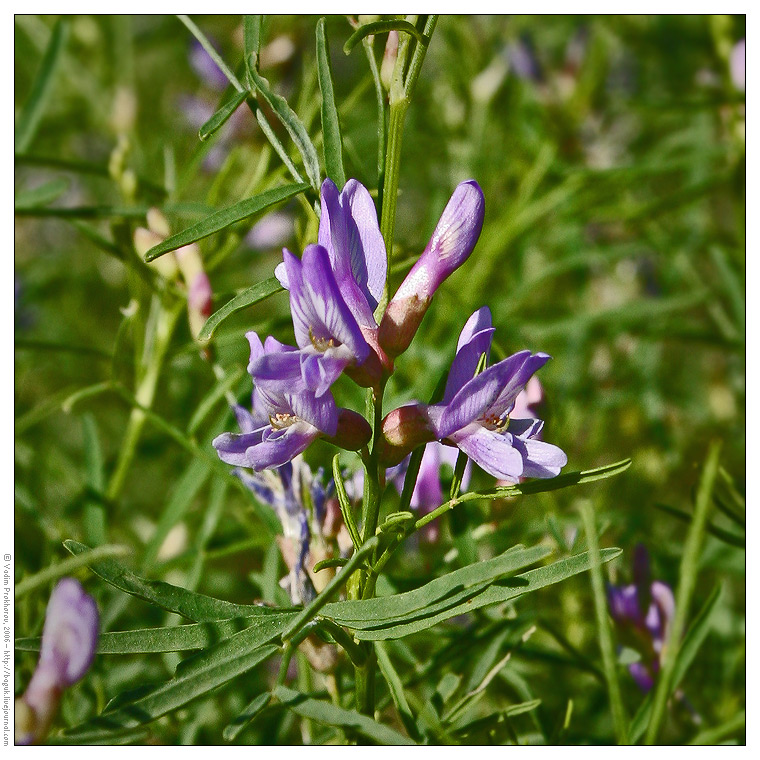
[16,579,98,745]
[378,403,435,466]
[146,207,171,238]
[323,408,372,452]
[379,180,485,358]
[175,243,213,343]
[133,227,179,280]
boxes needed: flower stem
[375,15,437,319]
[580,501,629,745]
[106,299,182,502]
[644,441,722,744]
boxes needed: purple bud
[379,403,436,466]
[379,181,485,358]
[17,579,99,745]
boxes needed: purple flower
[16,579,98,745]
[608,544,676,692]
[423,307,566,482]
[276,178,387,331]
[189,39,229,91]
[253,245,371,397]
[213,332,339,470]
[379,180,485,358]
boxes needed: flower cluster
[607,544,675,692]
[214,176,566,507]
[16,579,99,745]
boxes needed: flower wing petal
[248,424,318,470]
[509,436,567,479]
[451,427,525,482]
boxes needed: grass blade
[316,18,345,188]
[580,502,629,744]
[644,441,722,744]
[247,54,321,191]
[14,177,70,208]
[15,544,130,599]
[15,19,68,153]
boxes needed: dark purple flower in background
[16,579,99,745]
[389,441,472,541]
[379,180,485,358]
[423,307,567,482]
[189,39,229,91]
[253,245,371,397]
[213,332,339,470]
[608,544,676,692]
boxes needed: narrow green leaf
[14,177,69,208]
[688,711,745,746]
[339,549,622,639]
[376,641,423,741]
[273,686,415,745]
[177,15,244,92]
[247,55,321,191]
[197,277,283,342]
[316,18,345,188]
[672,583,723,691]
[503,699,542,718]
[63,637,280,736]
[324,545,550,626]
[16,612,296,654]
[82,413,107,546]
[343,20,425,55]
[199,89,248,141]
[50,728,150,745]
[15,19,68,153]
[223,692,271,741]
[145,183,308,261]
[63,539,292,621]
[15,544,130,599]
[331,454,362,551]
[243,16,263,82]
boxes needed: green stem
[281,537,378,641]
[106,300,182,501]
[644,441,722,744]
[375,16,435,319]
[580,502,629,745]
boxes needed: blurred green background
[15,15,744,744]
